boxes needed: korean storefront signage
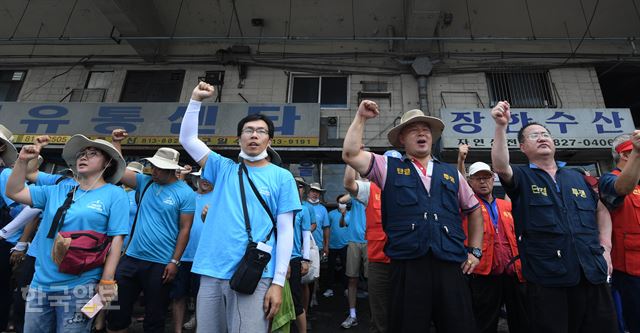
[441,108,634,149]
[0,102,320,146]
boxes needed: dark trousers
[389,252,476,333]
[327,246,347,290]
[526,277,617,333]
[289,258,304,316]
[0,240,12,331]
[368,262,391,333]
[469,274,529,333]
[12,254,35,333]
[107,255,172,333]
[612,270,640,333]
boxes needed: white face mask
[338,203,347,210]
[239,149,268,162]
[307,198,320,204]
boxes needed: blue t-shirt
[122,190,137,247]
[182,190,213,262]
[125,174,196,264]
[28,172,78,257]
[192,151,301,280]
[599,169,625,210]
[307,201,329,250]
[29,183,129,292]
[345,199,367,243]
[292,204,312,259]
[328,209,350,249]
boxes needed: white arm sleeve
[302,230,312,260]
[273,211,294,287]
[179,99,211,163]
[0,206,41,240]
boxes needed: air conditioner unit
[320,116,342,146]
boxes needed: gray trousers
[196,276,271,333]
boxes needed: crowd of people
[0,82,638,333]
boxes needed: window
[290,75,348,108]
[486,71,556,108]
[0,70,26,101]
[120,70,185,102]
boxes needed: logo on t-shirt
[163,197,176,206]
[87,200,105,213]
[259,187,271,197]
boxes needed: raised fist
[18,145,40,162]
[111,129,128,143]
[34,135,50,148]
[458,144,469,161]
[491,101,511,127]
[357,100,380,120]
[192,82,215,102]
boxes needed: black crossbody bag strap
[47,186,78,239]
[122,181,153,254]
[239,163,277,242]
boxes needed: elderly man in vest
[599,130,640,333]
[342,100,484,332]
[461,160,529,333]
[491,101,617,333]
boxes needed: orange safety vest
[365,182,390,264]
[609,169,640,276]
[463,196,524,282]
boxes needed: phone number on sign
[456,137,615,149]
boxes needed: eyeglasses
[470,175,493,182]
[241,127,269,136]
[75,149,101,160]
[526,132,552,141]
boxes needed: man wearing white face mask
[179,82,299,333]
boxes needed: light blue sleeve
[275,171,302,215]
[180,186,196,214]
[28,184,50,210]
[302,206,312,231]
[135,173,152,196]
[35,172,63,186]
[107,186,131,236]
[202,151,235,186]
[322,207,331,228]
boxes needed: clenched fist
[192,82,215,102]
[491,101,511,127]
[357,100,380,120]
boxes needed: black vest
[381,157,467,262]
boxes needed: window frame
[288,73,350,109]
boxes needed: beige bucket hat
[126,161,144,174]
[143,147,184,170]
[0,125,18,166]
[309,182,326,192]
[61,135,126,184]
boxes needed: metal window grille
[486,71,556,108]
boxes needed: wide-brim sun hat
[0,124,17,167]
[61,134,126,184]
[309,182,326,192]
[126,161,144,174]
[387,109,445,148]
[143,147,184,170]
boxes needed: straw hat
[387,109,445,148]
[61,135,126,184]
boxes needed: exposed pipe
[418,76,428,114]
[0,35,637,45]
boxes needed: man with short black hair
[179,82,299,332]
[107,133,196,333]
[491,101,617,333]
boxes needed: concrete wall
[14,64,605,147]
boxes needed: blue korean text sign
[440,108,634,149]
[0,102,320,146]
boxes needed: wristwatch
[467,247,482,259]
[170,259,181,267]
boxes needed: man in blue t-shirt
[107,134,195,333]
[180,82,299,332]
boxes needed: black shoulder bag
[230,163,277,294]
